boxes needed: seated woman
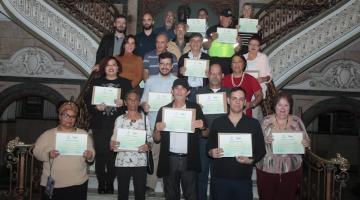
[256,92,310,200]
[33,101,95,200]
[222,54,263,117]
[116,35,143,90]
[110,90,153,200]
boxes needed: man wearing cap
[33,101,95,199]
[178,33,210,102]
[204,8,241,75]
[141,51,178,195]
[153,78,208,200]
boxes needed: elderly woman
[116,35,143,89]
[110,90,152,200]
[34,101,95,200]
[86,56,133,194]
[256,92,310,200]
[222,54,263,117]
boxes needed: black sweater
[207,115,266,180]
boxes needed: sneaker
[145,186,155,196]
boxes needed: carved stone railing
[1,0,99,75]
[255,0,344,47]
[264,0,359,88]
[51,0,119,38]
[302,151,350,200]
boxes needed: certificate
[217,27,238,44]
[184,58,209,78]
[115,128,146,151]
[148,92,172,112]
[272,131,304,154]
[56,133,87,156]
[218,133,252,157]
[196,92,227,114]
[245,70,259,79]
[91,86,121,107]
[238,18,258,33]
[162,108,196,133]
[187,18,207,33]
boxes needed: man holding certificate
[178,33,210,101]
[207,87,265,200]
[256,92,310,200]
[140,52,177,194]
[196,63,229,200]
[153,78,208,200]
[34,101,94,200]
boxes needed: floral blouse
[111,113,153,167]
[256,114,310,174]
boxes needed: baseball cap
[172,78,190,91]
[220,8,233,17]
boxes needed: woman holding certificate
[256,92,311,200]
[34,101,95,200]
[222,54,263,117]
[110,90,152,200]
[86,56,132,194]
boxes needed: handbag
[144,113,154,174]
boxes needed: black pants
[41,180,88,200]
[163,155,198,200]
[92,128,116,184]
[117,166,147,200]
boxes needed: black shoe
[105,181,114,194]
[98,181,106,194]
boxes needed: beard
[159,69,171,76]
[115,27,126,34]
[143,24,153,31]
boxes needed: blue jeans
[197,138,210,200]
[212,178,253,200]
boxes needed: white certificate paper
[217,27,238,44]
[184,58,209,78]
[91,86,121,107]
[187,18,207,33]
[196,92,227,114]
[56,133,87,156]
[115,128,146,151]
[218,133,252,157]
[162,108,195,133]
[148,92,172,112]
[245,70,260,79]
[272,131,304,154]
[238,18,258,33]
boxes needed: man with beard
[140,52,177,195]
[154,10,176,41]
[135,13,157,58]
[94,15,127,69]
[143,33,178,80]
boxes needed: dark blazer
[95,33,117,64]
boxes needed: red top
[222,73,262,117]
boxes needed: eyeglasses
[61,113,77,120]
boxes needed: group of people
[33,3,311,200]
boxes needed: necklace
[231,73,244,87]
[275,115,288,130]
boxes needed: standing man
[178,33,210,101]
[153,78,208,200]
[95,15,127,69]
[135,13,157,58]
[195,63,229,200]
[154,10,176,41]
[207,87,266,200]
[205,9,241,74]
[140,52,178,195]
[143,33,178,80]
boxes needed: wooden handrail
[255,0,344,47]
[53,0,120,38]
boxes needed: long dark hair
[120,35,136,56]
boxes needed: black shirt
[135,31,157,58]
[207,115,266,180]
